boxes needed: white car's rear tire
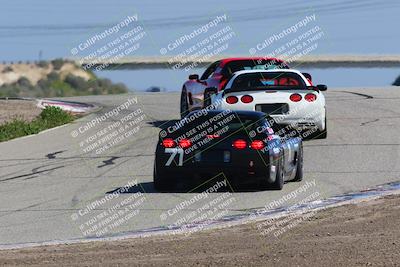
[315,116,327,139]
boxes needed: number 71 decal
[165,148,184,166]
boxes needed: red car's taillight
[250,140,265,150]
[289,93,302,102]
[240,95,253,103]
[304,93,317,102]
[226,96,238,104]
[162,138,176,148]
[178,138,192,148]
[232,139,247,149]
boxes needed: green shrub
[0,106,74,142]
[40,106,74,126]
[50,80,75,97]
[65,74,87,90]
[37,61,49,68]
[37,78,51,89]
[47,71,60,82]
[2,66,13,73]
[17,76,32,87]
[51,58,65,70]
[110,82,129,94]
[0,118,45,142]
[0,85,19,97]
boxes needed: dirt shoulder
[1,194,399,267]
[0,100,41,125]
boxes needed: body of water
[96,67,400,91]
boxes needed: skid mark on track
[46,151,66,159]
[0,154,153,162]
[0,165,64,182]
[339,91,374,99]
[98,156,120,168]
[360,118,379,126]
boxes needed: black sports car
[154,110,303,191]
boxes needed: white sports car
[206,69,327,139]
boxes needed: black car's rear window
[230,72,307,91]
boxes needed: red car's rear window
[222,59,289,77]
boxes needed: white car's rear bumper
[270,115,325,131]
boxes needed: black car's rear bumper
[155,148,278,186]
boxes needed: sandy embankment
[0,194,399,266]
[0,100,41,124]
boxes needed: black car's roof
[164,110,273,135]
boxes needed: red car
[180,57,293,117]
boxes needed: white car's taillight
[289,93,302,102]
[304,93,317,102]
[240,95,253,103]
[226,96,238,104]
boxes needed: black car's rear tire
[270,159,284,190]
[180,88,189,119]
[153,164,171,192]
[293,143,303,182]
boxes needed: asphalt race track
[0,87,399,247]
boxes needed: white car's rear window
[231,72,307,91]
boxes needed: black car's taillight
[232,139,247,149]
[250,140,264,150]
[162,138,176,148]
[178,138,192,148]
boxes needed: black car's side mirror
[189,74,199,80]
[317,84,327,91]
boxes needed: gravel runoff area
[0,193,399,267]
[0,100,41,124]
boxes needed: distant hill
[0,59,128,97]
